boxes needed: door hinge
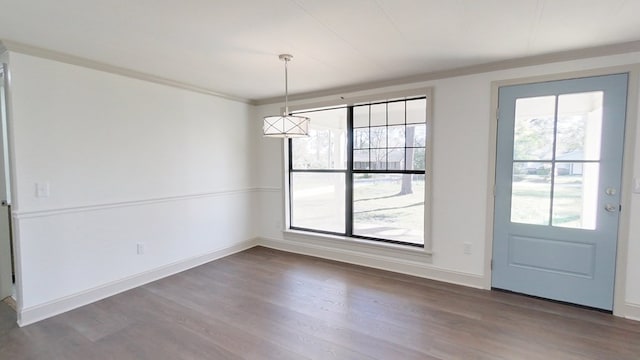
[490,259,493,270]
[620,204,622,212]
[496,107,499,121]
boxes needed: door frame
[484,65,640,317]
[0,64,11,301]
[0,60,19,312]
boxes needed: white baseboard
[622,302,640,321]
[17,234,634,326]
[18,239,257,327]
[257,236,485,289]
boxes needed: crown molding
[4,38,640,107]
[0,39,254,105]
[255,40,640,105]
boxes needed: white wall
[7,52,256,324]
[6,48,640,324]
[627,86,640,305]
[254,51,640,318]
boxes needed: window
[288,96,428,247]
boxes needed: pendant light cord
[284,57,289,116]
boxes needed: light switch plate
[634,177,640,194]
[35,182,50,198]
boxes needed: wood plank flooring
[0,246,639,359]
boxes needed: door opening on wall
[0,64,15,311]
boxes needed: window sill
[282,229,433,261]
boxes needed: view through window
[289,97,427,247]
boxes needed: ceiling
[1,0,640,102]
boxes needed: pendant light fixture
[263,54,310,138]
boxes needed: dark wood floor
[1,246,639,359]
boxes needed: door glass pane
[514,96,556,161]
[511,162,552,225]
[353,173,424,245]
[556,92,603,161]
[291,173,345,233]
[552,163,599,230]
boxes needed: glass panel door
[492,74,628,310]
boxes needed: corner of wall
[17,238,257,327]
[257,235,485,289]
[618,302,640,322]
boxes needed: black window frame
[288,97,427,248]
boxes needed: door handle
[604,204,618,213]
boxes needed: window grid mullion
[385,102,389,171]
[346,106,354,237]
[404,99,408,171]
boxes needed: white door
[492,74,628,310]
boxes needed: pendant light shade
[263,113,310,137]
[263,54,310,138]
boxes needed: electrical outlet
[463,242,472,255]
[137,243,145,255]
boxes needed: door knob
[604,204,618,212]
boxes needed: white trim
[3,39,640,106]
[10,215,24,323]
[483,82,500,290]
[622,302,640,321]
[13,187,260,219]
[255,187,281,193]
[257,236,484,289]
[256,41,640,105]
[0,39,251,105]
[17,238,257,327]
[424,88,434,253]
[614,66,639,317]
[284,229,432,255]
[287,88,432,113]
[284,88,434,251]
[485,64,640,312]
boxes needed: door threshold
[491,287,612,314]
